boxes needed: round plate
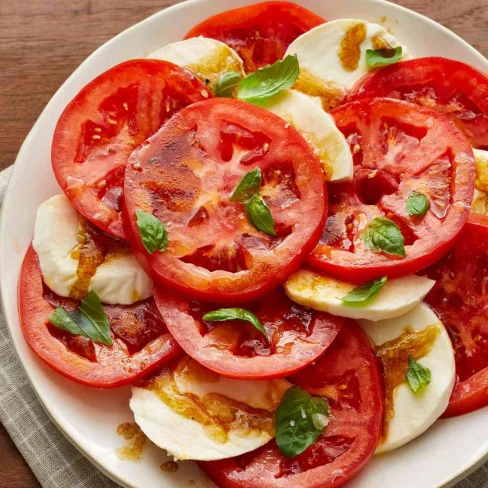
[1,1,487,487]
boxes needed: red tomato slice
[199,320,383,488]
[307,98,474,284]
[123,98,327,302]
[422,214,488,416]
[18,245,181,388]
[347,57,488,149]
[153,286,343,379]
[52,60,211,239]
[184,1,324,72]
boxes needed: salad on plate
[16,1,488,487]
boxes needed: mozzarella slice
[261,90,353,181]
[284,268,435,321]
[359,303,455,453]
[286,19,409,110]
[130,357,291,461]
[148,38,245,92]
[32,195,152,305]
[472,149,488,216]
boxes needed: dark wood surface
[0,1,486,486]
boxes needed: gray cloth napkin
[0,165,485,488]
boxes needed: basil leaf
[202,308,269,341]
[245,195,276,237]
[406,354,431,393]
[361,217,406,258]
[366,46,403,68]
[213,71,243,98]
[136,211,168,255]
[49,291,112,346]
[49,307,85,336]
[237,55,299,105]
[342,276,387,306]
[406,191,430,218]
[275,386,329,458]
[231,168,262,203]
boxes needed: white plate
[1,1,487,487]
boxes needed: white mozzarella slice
[130,357,291,461]
[32,195,152,305]
[261,90,353,181]
[472,149,488,216]
[284,268,435,321]
[359,303,455,453]
[148,37,245,92]
[286,19,409,109]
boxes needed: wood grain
[0,0,486,486]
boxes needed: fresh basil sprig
[366,46,403,69]
[361,217,406,258]
[231,169,276,237]
[406,354,431,393]
[406,191,430,218]
[275,386,329,458]
[49,291,112,346]
[237,55,300,105]
[136,211,168,255]
[202,308,269,341]
[342,276,387,306]
[213,71,243,98]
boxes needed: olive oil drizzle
[375,325,439,443]
[338,22,367,72]
[141,359,275,444]
[68,216,130,300]
[116,423,147,461]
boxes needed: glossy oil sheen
[1,1,488,487]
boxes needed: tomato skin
[18,245,181,388]
[52,59,211,239]
[307,98,475,284]
[184,1,324,72]
[347,57,488,149]
[422,215,488,417]
[124,98,327,303]
[199,320,383,488]
[153,286,343,379]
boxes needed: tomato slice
[123,98,327,302]
[347,57,488,149]
[308,98,474,284]
[199,320,383,488]
[421,214,488,416]
[184,1,324,72]
[153,286,343,379]
[18,245,181,388]
[52,60,211,239]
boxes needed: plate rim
[1,1,488,487]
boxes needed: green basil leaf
[136,211,168,255]
[366,46,403,68]
[202,308,269,341]
[342,276,388,306]
[49,291,112,346]
[275,386,329,458]
[237,55,299,105]
[361,217,406,258]
[49,307,85,336]
[213,71,243,98]
[406,191,430,218]
[231,168,262,203]
[406,354,431,393]
[245,194,276,237]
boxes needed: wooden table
[0,0,486,486]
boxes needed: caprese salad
[17,2,488,487]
